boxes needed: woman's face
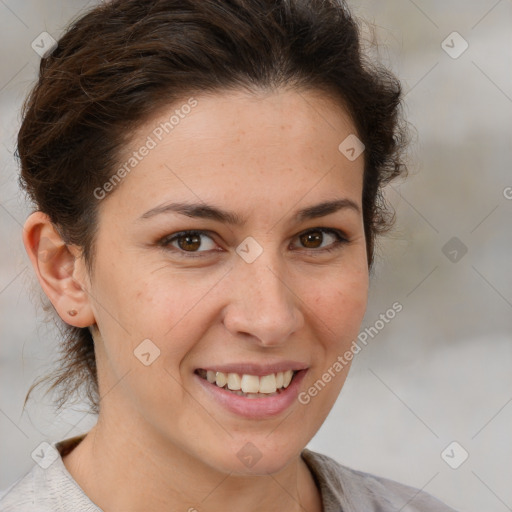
[85,88,368,475]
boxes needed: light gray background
[1,1,511,511]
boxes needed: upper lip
[196,361,309,376]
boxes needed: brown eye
[161,230,217,255]
[177,233,202,251]
[300,230,323,249]
[293,228,348,253]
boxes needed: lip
[195,368,308,419]
[198,361,309,377]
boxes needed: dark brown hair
[18,0,407,413]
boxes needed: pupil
[180,234,201,251]
[302,231,321,248]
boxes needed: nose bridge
[223,243,303,344]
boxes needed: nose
[222,252,304,347]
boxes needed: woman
[1,0,457,510]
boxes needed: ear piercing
[67,309,78,317]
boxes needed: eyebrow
[139,198,360,225]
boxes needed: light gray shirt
[0,435,458,511]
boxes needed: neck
[62,416,322,512]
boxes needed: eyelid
[158,227,349,257]
[158,230,219,257]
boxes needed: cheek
[306,264,368,344]
[293,271,367,436]
[120,272,221,360]
[90,264,203,418]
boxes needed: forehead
[100,88,364,220]
[158,88,356,153]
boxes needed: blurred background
[0,1,511,511]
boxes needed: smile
[194,363,308,418]
[196,369,296,397]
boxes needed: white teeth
[259,374,277,394]
[241,374,260,393]
[283,370,293,388]
[203,370,297,394]
[215,371,227,387]
[227,373,241,390]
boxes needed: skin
[23,88,369,512]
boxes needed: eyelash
[158,228,349,258]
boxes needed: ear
[22,211,96,328]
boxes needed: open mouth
[195,369,298,398]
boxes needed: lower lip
[195,370,308,419]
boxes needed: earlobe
[22,212,96,328]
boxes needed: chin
[206,434,305,477]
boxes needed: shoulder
[0,436,99,512]
[301,449,458,512]
[0,466,36,512]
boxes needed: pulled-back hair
[18,0,407,413]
